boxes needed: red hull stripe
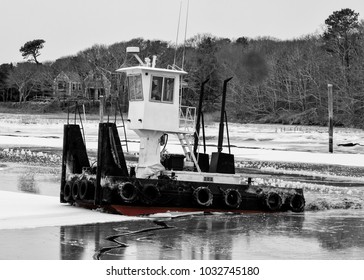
[110,205,264,216]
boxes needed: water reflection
[59,211,364,260]
[60,223,102,260]
[17,172,38,194]
[305,212,364,252]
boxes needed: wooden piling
[83,104,87,122]
[99,95,104,123]
[328,84,333,153]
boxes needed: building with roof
[53,71,83,98]
[84,71,111,100]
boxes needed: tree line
[1,8,364,127]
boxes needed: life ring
[118,182,138,203]
[288,193,305,212]
[264,191,282,211]
[193,186,213,207]
[142,184,160,204]
[79,178,95,200]
[224,189,242,208]
[63,180,74,202]
[72,179,81,200]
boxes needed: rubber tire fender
[118,182,138,203]
[288,193,305,212]
[264,191,283,211]
[224,188,242,208]
[193,186,213,207]
[63,180,74,202]
[142,184,161,204]
[72,179,81,200]
[79,178,95,200]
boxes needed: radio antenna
[181,0,190,70]
[173,1,183,66]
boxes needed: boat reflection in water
[60,210,364,260]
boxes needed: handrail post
[217,77,233,153]
[194,78,209,154]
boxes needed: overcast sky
[1,0,364,64]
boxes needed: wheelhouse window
[151,76,163,101]
[150,76,174,103]
[163,77,174,102]
[128,74,143,101]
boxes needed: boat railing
[179,106,196,132]
[167,64,184,71]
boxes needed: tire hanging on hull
[117,182,138,203]
[142,184,161,204]
[193,186,213,207]
[263,191,282,211]
[72,179,81,200]
[223,189,242,209]
[63,180,74,202]
[287,193,305,212]
[79,178,95,200]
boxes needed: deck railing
[179,106,196,132]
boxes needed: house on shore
[53,70,112,101]
[53,71,83,98]
[84,71,111,100]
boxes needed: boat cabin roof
[116,66,187,76]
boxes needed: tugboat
[60,47,305,216]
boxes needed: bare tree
[7,63,38,102]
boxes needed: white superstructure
[116,49,199,177]
[116,48,244,184]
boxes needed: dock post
[328,84,333,153]
[99,95,104,123]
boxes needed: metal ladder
[114,101,129,153]
[68,101,86,147]
[177,133,201,172]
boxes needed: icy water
[0,211,363,260]
[0,162,363,260]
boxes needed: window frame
[127,74,143,101]
[150,76,163,102]
[57,81,66,91]
[149,75,175,104]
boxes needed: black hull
[61,175,305,215]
